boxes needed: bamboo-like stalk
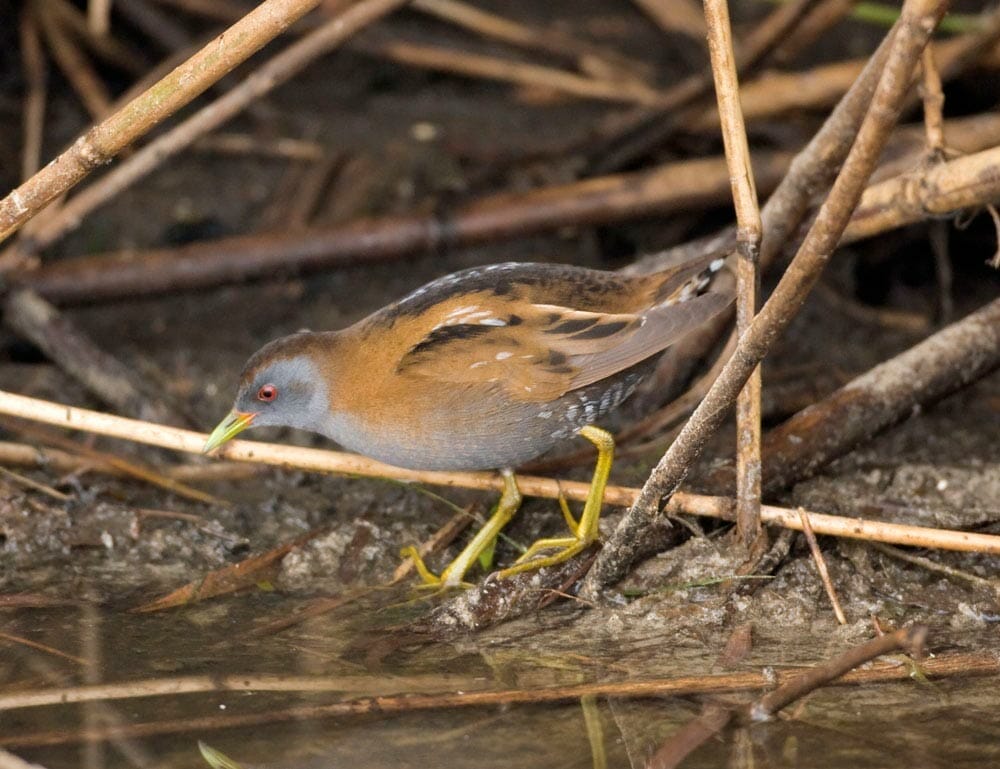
[0,390,997,556]
[704,0,764,554]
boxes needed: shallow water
[2,588,998,769]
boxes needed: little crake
[205,258,732,586]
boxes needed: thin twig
[920,46,946,155]
[34,0,112,119]
[87,0,112,36]
[0,466,71,502]
[113,0,193,53]
[798,508,848,624]
[631,0,706,39]
[411,0,653,89]
[593,0,819,174]
[0,417,228,506]
[841,144,1000,242]
[704,0,764,555]
[352,36,663,105]
[773,0,860,65]
[3,289,189,424]
[192,133,325,161]
[870,542,1000,597]
[392,508,475,583]
[49,0,146,74]
[749,626,926,720]
[0,631,87,666]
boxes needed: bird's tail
[652,250,731,308]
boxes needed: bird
[204,255,732,587]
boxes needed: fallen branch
[762,296,1000,490]
[10,151,794,303]
[3,289,189,424]
[20,105,1000,307]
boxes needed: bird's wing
[395,291,731,402]
[563,291,732,389]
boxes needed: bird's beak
[203,410,256,453]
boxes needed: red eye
[257,384,278,402]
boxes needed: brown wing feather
[395,289,731,402]
[564,291,731,390]
[395,303,603,401]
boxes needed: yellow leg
[402,469,522,589]
[497,425,614,579]
[558,486,581,536]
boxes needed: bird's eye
[257,384,278,402]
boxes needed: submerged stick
[1,649,994,747]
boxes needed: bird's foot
[399,546,472,589]
[496,425,613,579]
[496,537,592,579]
[400,469,522,589]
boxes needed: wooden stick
[798,508,848,624]
[11,151,794,302]
[353,37,662,105]
[749,626,925,720]
[87,0,111,36]
[761,296,1000,491]
[593,0,819,174]
[772,0,860,65]
[0,390,998,556]
[3,289,188,424]
[411,0,652,88]
[704,0,765,554]
[920,46,946,155]
[50,0,146,75]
